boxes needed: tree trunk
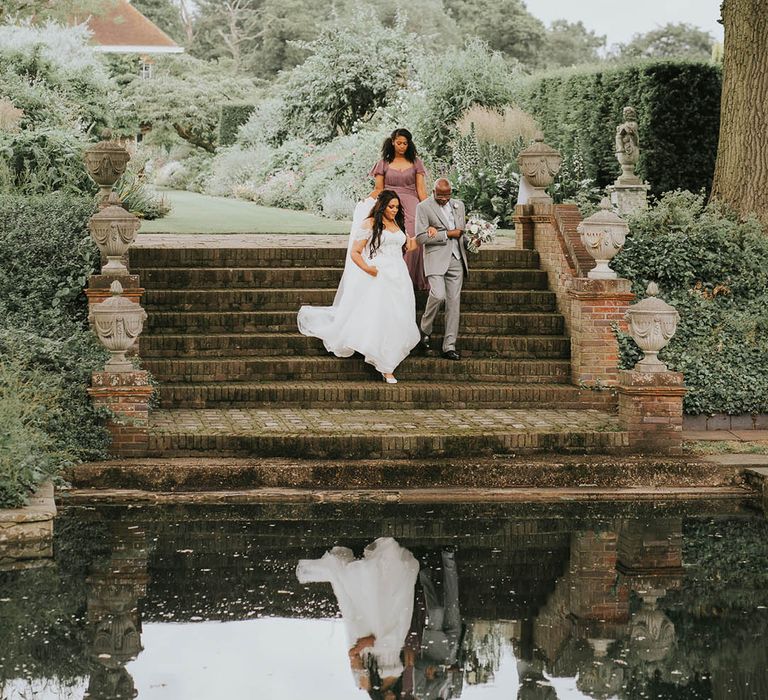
[710,0,768,228]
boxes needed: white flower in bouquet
[465,213,498,253]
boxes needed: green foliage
[115,171,170,220]
[0,194,110,506]
[514,60,722,199]
[540,20,606,69]
[612,191,768,415]
[611,23,715,62]
[131,0,186,44]
[219,103,256,147]
[412,38,520,159]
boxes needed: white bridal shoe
[381,373,398,384]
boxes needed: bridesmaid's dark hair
[381,128,417,163]
[367,190,405,257]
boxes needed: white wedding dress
[297,199,420,375]
[296,537,419,679]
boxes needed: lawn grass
[140,190,350,234]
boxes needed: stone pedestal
[607,183,650,217]
[88,371,153,457]
[86,274,144,308]
[617,370,686,455]
[567,278,635,386]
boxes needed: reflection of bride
[297,191,420,382]
[296,537,419,699]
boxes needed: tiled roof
[72,0,183,53]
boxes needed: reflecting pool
[1,499,766,699]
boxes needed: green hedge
[219,103,256,147]
[0,194,110,507]
[514,60,722,198]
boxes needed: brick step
[145,310,565,335]
[138,267,548,290]
[142,333,571,359]
[156,381,617,410]
[143,356,572,383]
[130,247,539,270]
[141,288,558,313]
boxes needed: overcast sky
[525,0,723,47]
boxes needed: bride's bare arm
[350,227,378,276]
[368,174,384,199]
[405,236,418,252]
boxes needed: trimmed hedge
[514,60,722,198]
[219,103,256,147]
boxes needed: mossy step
[143,356,572,383]
[139,267,548,290]
[156,381,617,410]
[145,310,565,334]
[130,246,539,270]
[142,332,571,359]
[141,288,558,313]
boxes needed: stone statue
[615,106,641,184]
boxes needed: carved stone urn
[89,193,141,275]
[516,133,563,204]
[89,281,147,373]
[84,133,130,205]
[577,197,628,279]
[626,283,680,373]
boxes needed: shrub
[0,193,110,506]
[513,60,722,198]
[219,102,256,147]
[456,105,539,153]
[612,190,768,415]
[115,171,170,220]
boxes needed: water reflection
[0,500,766,699]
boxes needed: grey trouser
[420,255,464,352]
[419,550,461,664]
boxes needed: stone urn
[626,283,679,373]
[89,281,147,373]
[577,197,628,279]
[89,193,141,276]
[84,133,130,205]
[516,133,563,204]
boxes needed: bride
[297,190,421,383]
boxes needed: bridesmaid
[369,128,430,291]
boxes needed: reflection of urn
[84,134,130,205]
[576,638,624,698]
[629,591,676,663]
[89,193,141,276]
[516,133,563,204]
[89,281,147,372]
[625,283,680,373]
[577,198,628,279]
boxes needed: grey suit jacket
[415,196,468,277]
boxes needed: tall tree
[612,22,714,61]
[0,0,108,21]
[539,19,605,68]
[710,0,768,227]
[131,0,185,44]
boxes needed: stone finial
[89,281,148,373]
[88,194,141,276]
[516,132,563,204]
[625,283,680,373]
[577,197,628,279]
[84,134,131,206]
[615,105,641,185]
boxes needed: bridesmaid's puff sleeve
[414,158,427,176]
[369,159,387,178]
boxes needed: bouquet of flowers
[464,213,498,253]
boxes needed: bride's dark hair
[367,190,405,257]
[381,128,417,163]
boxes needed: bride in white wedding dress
[297,191,421,383]
[296,537,419,698]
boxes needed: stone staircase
[130,237,625,458]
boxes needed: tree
[710,0,768,228]
[612,22,714,61]
[539,19,605,69]
[444,0,545,65]
[0,0,109,22]
[131,0,185,44]
[188,0,262,69]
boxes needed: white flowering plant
[464,213,498,253]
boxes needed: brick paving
[151,408,623,436]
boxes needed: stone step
[145,310,565,335]
[147,408,628,458]
[143,356,572,383]
[141,288,558,313]
[138,267,548,290]
[142,333,571,359]
[156,381,617,410]
[130,246,539,270]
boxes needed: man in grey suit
[415,179,469,360]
